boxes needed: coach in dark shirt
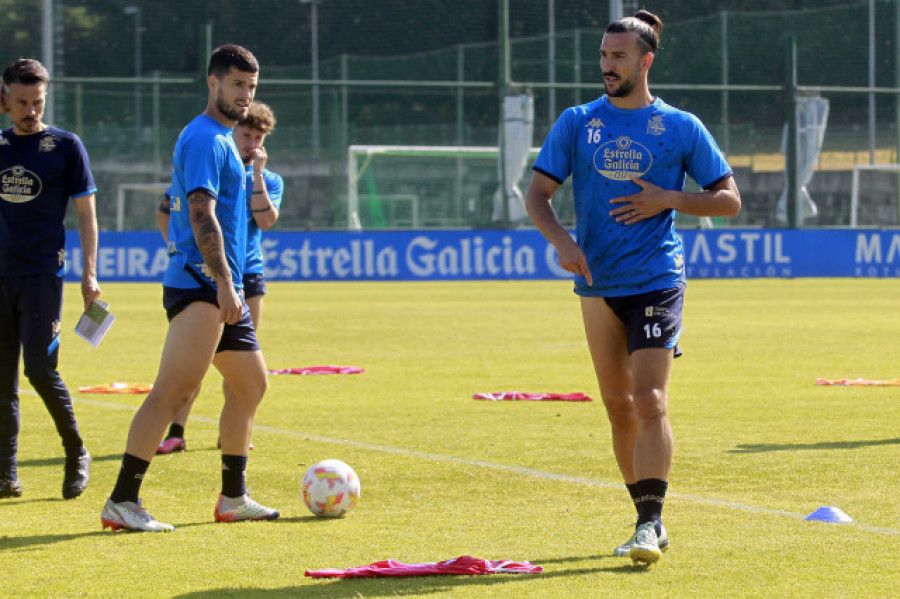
[0,58,98,500]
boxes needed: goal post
[849,164,900,228]
[346,144,541,230]
[116,182,171,231]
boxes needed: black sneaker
[0,475,22,498]
[62,448,91,499]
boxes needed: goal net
[346,145,558,230]
[850,164,900,227]
[115,183,171,231]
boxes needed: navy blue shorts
[242,273,267,299]
[162,286,260,353]
[603,284,684,357]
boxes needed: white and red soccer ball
[301,459,360,517]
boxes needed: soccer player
[525,10,741,564]
[0,58,97,500]
[101,45,279,532]
[156,101,284,454]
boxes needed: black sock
[110,453,150,504]
[626,482,641,516]
[221,454,248,498]
[166,423,185,439]
[635,478,668,530]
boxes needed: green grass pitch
[3,279,899,597]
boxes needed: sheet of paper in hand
[75,300,116,347]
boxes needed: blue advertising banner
[64,229,900,283]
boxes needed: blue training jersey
[0,127,97,277]
[164,114,247,290]
[533,96,732,297]
[244,167,284,275]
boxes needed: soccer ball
[301,459,360,517]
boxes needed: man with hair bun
[527,10,741,564]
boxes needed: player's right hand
[216,285,243,325]
[555,238,593,286]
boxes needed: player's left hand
[81,275,101,311]
[609,177,670,225]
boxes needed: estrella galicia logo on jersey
[39,135,56,152]
[647,115,666,136]
[0,165,43,203]
[593,136,652,181]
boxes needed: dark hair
[3,58,51,87]
[239,101,276,134]
[606,9,663,54]
[207,44,259,78]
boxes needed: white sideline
[74,396,900,537]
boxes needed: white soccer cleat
[214,493,280,522]
[101,498,175,532]
[613,521,668,557]
[628,521,662,564]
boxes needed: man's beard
[216,89,246,121]
[17,117,42,133]
[604,73,636,98]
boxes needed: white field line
[75,396,900,537]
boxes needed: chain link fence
[2,0,897,230]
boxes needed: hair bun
[634,9,663,36]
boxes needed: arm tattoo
[188,190,230,282]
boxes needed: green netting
[0,0,897,230]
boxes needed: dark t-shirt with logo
[0,126,97,276]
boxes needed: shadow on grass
[173,559,650,598]
[0,514,319,551]
[0,529,112,551]
[172,516,344,529]
[0,453,123,508]
[728,437,900,453]
[16,452,124,468]
[18,443,226,470]
[0,515,282,550]
[0,496,67,507]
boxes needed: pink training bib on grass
[473,392,593,401]
[815,377,900,386]
[267,366,364,375]
[305,555,543,578]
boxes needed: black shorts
[603,284,684,357]
[242,273,267,299]
[162,286,260,353]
